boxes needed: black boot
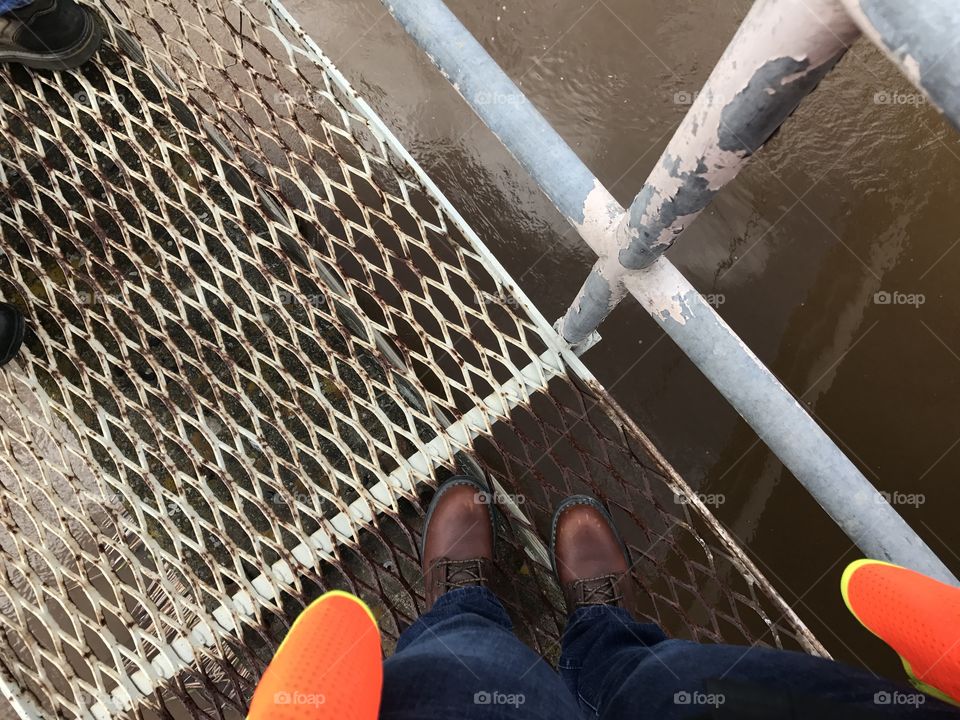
[0,0,102,70]
[0,302,25,366]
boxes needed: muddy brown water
[288,0,960,678]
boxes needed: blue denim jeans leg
[382,587,960,719]
[0,0,33,15]
[381,586,581,719]
[558,604,960,719]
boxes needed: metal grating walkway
[0,0,822,717]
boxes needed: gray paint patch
[620,155,718,269]
[560,267,613,343]
[717,55,841,154]
[620,53,845,270]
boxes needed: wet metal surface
[293,0,960,676]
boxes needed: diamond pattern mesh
[0,0,823,716]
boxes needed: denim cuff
[396,586,512,652]
[568,603,635,627]
[428,586,511,625]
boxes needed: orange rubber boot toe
[248,590,382,720]
[842,560,960,706]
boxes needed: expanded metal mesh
[0,0,823,717]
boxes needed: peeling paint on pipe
[839,0,960,131]
[379,0,957,583]
[559,0,860,344]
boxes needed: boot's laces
[574,573,623,607]
[437,558,488,591]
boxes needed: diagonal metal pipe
[378,0,958,583]
[839,0,960,131]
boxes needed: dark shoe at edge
[0,302,25,366]
[0,0,102,70]
[551,495,637,614]
[421,475,495,609]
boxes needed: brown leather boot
[551,495,636,614]
[421,475,495,608]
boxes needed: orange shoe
[248,590,382,720]
[841,559,960,706]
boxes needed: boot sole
[0,8,103,70]
[549,494,629,580]
[0,304,25,366]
